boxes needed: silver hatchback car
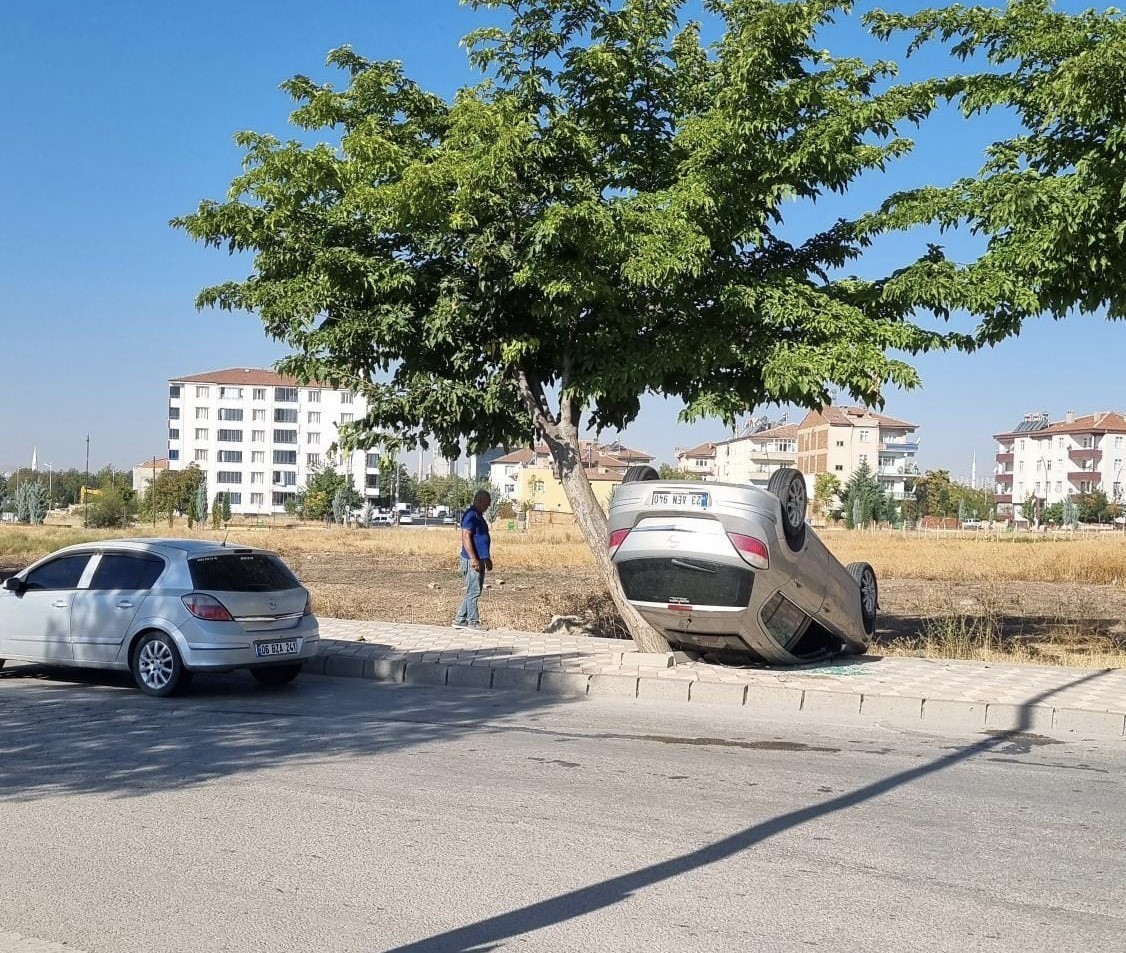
[0,538,319,696]
[609,467,877,664]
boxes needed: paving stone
[364,658,406,682]
[539,671,591,696]
[689,681,747,706]
[403,662,449,686]
[490,668,542,692]
[801,689,862,716]
[1052,708,1126,738]
[623,652,675,669]
[983,703,1055,732]
[922,698,986,730]
[588,673,639,698]
[746,685,804,713]
[446,664,494,689]
[637,676,691,703]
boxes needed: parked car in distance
[961,519,984,529]
[608,467,876,665]
[398,513,415,525]
[0,539,319,696]
[369,512,393,526]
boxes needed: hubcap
[138,640,174,690]
[786,481,805,527]
[861,570,877,618]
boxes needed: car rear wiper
[671,558,717,574]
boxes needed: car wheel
[767,467,807,551]
[846,561,878,637]
[131,632,191,697]
[622,465,660,483]
[251,663,303,687]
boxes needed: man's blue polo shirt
[459,507,491,560]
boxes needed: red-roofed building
[796,406,919,500]
[674,442,717,480]
[488,439,654,509]
[712,424,798,487]
[993,410,1126,517]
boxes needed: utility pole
[84,434,90,528]
[152,456,158,529]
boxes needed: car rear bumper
[180,618,320,671]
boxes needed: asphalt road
[1,663,1123,953]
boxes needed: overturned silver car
[609,467,876,664]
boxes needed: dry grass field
[3,519,1126,668]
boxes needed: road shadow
[0,660,565,802]
[374,669,1114,953]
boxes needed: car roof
[47,538,274,560]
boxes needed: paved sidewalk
[311,619,1126,739]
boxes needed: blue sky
[1,0,1120,483]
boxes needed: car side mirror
[2,576,25,594]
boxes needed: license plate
[650,490,710,508]
[256,639,299,658]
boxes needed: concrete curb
[306,641,1126,741]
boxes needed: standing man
[453,489,492,631]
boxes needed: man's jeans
[454,557,486,625]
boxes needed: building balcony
[995,452,1014,465]
[1069,448,1102,462]
[1068,470,1100,482]
[994,494,1013,504]
[995,472,1013,483]
[880,441,920,453]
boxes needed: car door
[0,553,92,662]
[69,552,166,664]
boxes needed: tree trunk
[514,367,670,655]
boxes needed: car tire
[131,631,192,697]
[251,663,303,687]
[846,561,878,638]
[767,467,807,551]
[622,465,660,483]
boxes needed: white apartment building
[167,368,383,515]
[796,406,919,499]
[713,425,798,487]
[674,442,717,480]
[994,411,1126,517]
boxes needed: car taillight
[608,528,631,556]
[182,593,234,622]
[303,594,313,617]
[727,533,769,570]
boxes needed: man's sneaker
[465,623,488,632]
[452,621,468,630]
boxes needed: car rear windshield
[188,553,300,592]
[617,558,753,608]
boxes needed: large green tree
[175,0,1113,649]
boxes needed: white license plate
[256,640,299,658]
[650,491,710,508]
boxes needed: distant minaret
[971,452,977,489]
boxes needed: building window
[307,432,320,445]
[272,491,295,507]
[168,428,179,440]
[194,428,209,441]
[251,451,265,463]
[275,387,297,402]
[169,407,180,420]
[1046,460,1052,471]
[1058,438,1064,450]
[225,492,243,506]
[273,450,297,465]
[1018,461,1023,472]
[1019,439,1026,451]
[250,472,265,484]
[250,493,264,506]
[168,449,179,461]
[196,407,209,420]
[1056,481,1063,493]
[253,388,266,401]
[366,453,380,469]
[216,471,242,484]
[366,473,379,488]
[195,449,208,462]
[169,385,181,398]
[195,386,210,398]
[217,429,243,442]
[218,408,244,421]
[252,430,266,442]
[306,390,321,403]
[217,450,243,463]
[274,408,299,423]
[340,391,354,404]
[252,409,266,421]
[834,464,844,471]
[308,411,321,424]
[1116,436,1123,449]
[307,454,321,468]
[219,387,243,400]
[835,440,844,447]
[859,430,871,443]
[339,413,353,425]
[274,429,297,444]
[273,471,297,486]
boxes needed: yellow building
[515,465,623,516]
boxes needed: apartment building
[167,368,382,515]
[674,442,717,480]
[795,406,919,499]
[713,424,798,487]
[993,410,1126,517]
